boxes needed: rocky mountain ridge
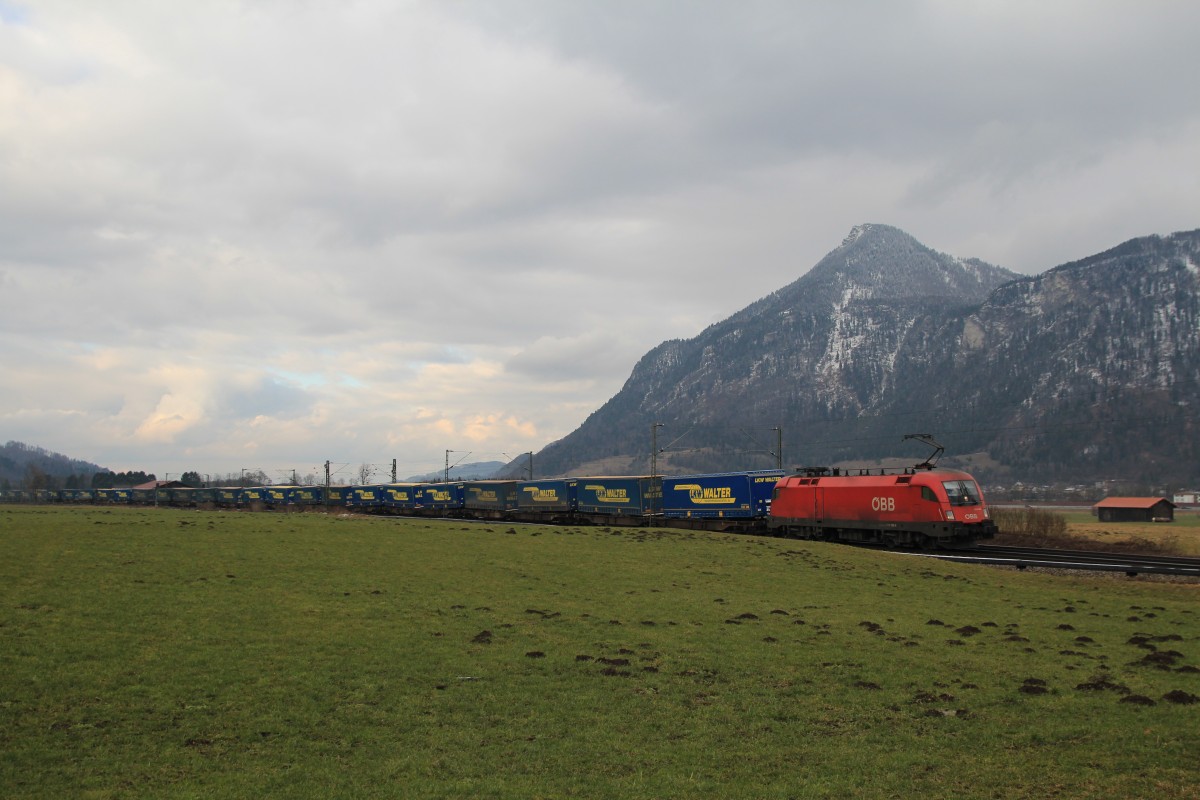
[516,224,1200,485]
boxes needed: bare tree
[357,463,374,485]
[244,469,270,486]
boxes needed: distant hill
[405,461,508,482]
[0,441,107,489]
[506,224,1200,486]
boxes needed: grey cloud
[506,330,668,384]
[467,2,1200,172]
[216,375,315,421]
[2,1,1197,478]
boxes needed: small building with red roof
[1093,497,1175,523]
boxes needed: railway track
[903,544,1200,577]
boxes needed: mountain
[513,224,1200,485]
[0,441,106,489]
[405,461,508,482]
[916,230,1200,483]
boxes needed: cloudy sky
[2,1,1197,483]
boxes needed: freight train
[1,449,997,548]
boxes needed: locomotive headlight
[945,510,956,521]
[983,507,990,518]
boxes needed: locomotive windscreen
[941,480,981,506]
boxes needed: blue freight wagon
[379,484,419,512]
[286,486,325,506]
[238,487,269,506]
[464,481,519,513]
[263,486,294,508]
[414,482,465,512]
[661,470,784,520]
[96,488,132,503]
[214,487,241,507]
[130,488,156,504]
[576,477,660,517]
[190,488,218,505]
[516,479,578,514]
[346,485,385,509]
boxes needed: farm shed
[1092,497,1175,523]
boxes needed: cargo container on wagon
[346,485,385,509]
[238,486,269,508]
[95,488,131,504]
[661,470,784,520]
[414,482,465,513]
[379,483,420,512]
[464,480,520,513]
[576,476,660,518]
[285,486,325,507]
[515,479,578,515]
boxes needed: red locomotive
[767,435,996,547]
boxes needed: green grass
[2,506,1199,799]
[1058,510,1200,555]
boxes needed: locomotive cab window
[941,480,981,506]
[920,486,937,502]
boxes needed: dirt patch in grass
[1019,678,1050,695]
[1075,677,1130,694]
[1134,651,1186,669]
[1163,690,1199,705]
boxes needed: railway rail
[903,544,1200,577]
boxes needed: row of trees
[0,467,143,493]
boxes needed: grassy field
[2,506,1199,799]
[1063,512,1200,556]
[995,508,1200,555]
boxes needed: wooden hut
[1092,497,1175,523]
